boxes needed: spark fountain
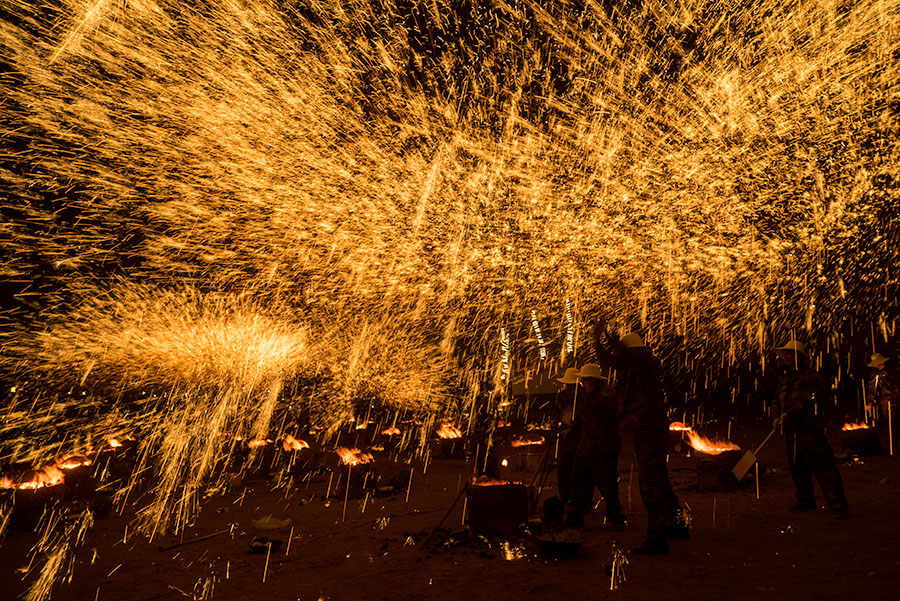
[0,0,898,598]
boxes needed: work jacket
[774,365,826,432]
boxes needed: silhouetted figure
[773,340,849,518]
[564,363,625,529]
[594,319,687,555]
[867,352,899,454]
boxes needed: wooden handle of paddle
[753,427,778,456]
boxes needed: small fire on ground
[511,436,544,447]
[436,422,463,439]
[382,427,401,436]
[686,431,740,455]
[842,422,871,431]
[472,475,515,487]
[1,454,92,490]
[669,422,692,431]
[336,447,374,466]
[282,434,310,451]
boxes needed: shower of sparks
[0,0,898,592]
[531,309,547,360]
[500,327,511,385]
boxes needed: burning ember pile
[436,422,463,439]
[686,431,740,455]
[1,453,93,490]
[842,422,871,431]
[472,475,514,487]
[669,422,692,431]
[382,427,401,436]
[511,435,545,447]
[1,465,65,491]
[282,434,310,451]
[336,447,374,466]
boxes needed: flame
[842,422,871,431]
[497,420,510,428]
[436,422,463,439]
[511,436,545,447]
[108,438,123,448]
[247,438,273,449]
[382,427,401,436]
[336,447,373,466]
[686,431,740,455]
[2,465,66,490]
[57,455,92,469]
[472,475,513,487]
[669,421,692,431]
[282,434,310,451]
[501,458,509,467]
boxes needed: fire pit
[430,422,466,459]
[333,448,375,499]
[1,465,67,530]
[501,435,546,472]
[687,431,742,492]
[840,422,880,457]
[467,476,528,538]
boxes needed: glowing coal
[511,436,545,447]
[336,447,373,466]
[282,434,310,451]
[842,422,871,431]
[436,422,463,439]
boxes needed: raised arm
[593,318,626,369]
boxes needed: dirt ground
[2,421,898,601]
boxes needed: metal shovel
[732,427,778,481]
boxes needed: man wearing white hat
[555,367,583,505]
[773,340,849,518]
[565,363,625,529]
[594,319,686,555]
[866,352,898,454]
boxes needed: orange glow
[57,455,92,469]
[669,421,692,431]
[108,438,123,448]
[336,447,373,466]
[436,422,463,439]
[842,422,871,431]
[3,465,66,490]
[382,427,401,436]
[282,434,310,451]
[501,458,509,467]
[686,431,740,455]
[247,438,273,449]
[511,436,544,447]
[472,475,513,486]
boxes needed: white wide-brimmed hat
[868,353,890,368]
[621,333,645,348]
[556,367,580,384]
[774,340,807,357]
[577,363,607,380]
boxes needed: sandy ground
[2,422,899,601]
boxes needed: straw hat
[621,333,645,348]
[556,367,580,384]
[774,340,807,357]
[868,353,890,368]
[577,363,607,380]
